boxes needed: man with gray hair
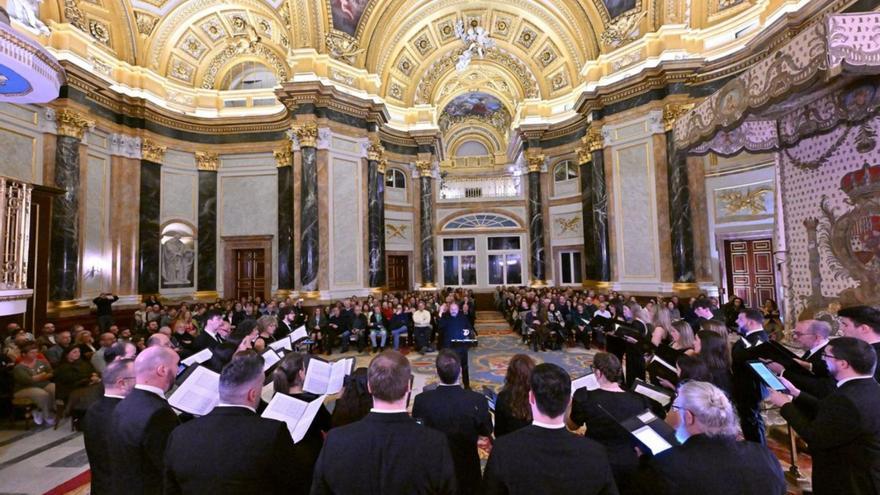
[164,351,307,494]
[83,359,135,495]
[634,381,786,494]
[766,319,834,397]
[110,347,180,495]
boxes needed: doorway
[723,238,776,308]
[387,255,409,291]
[222,235,273,299]
[234,249,266,300]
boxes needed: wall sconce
[84,265,103,279]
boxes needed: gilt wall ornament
[293,122,318,148]
[195,151,219,171]
[385,223,407,240]
[141,139,167,163]
[556,216,581,234]
[326,32,364,65]
[716,186,772,217]
[55,109,94,140]
[600,10,646,48]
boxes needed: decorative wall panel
[613,141,660,280]
[81,153,108,297]
[330,157,362,288]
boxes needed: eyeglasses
[821,351,838,360]
[792,332,816,337]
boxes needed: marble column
[417,161,435,288]
[582,127,611,282]
[367,141,387,288]
[108,134,142,296]
[275,147,295,292]
[577,147,597,279]
[295,123,319,292]
[49,110,92,301]
[196,152,219,293]
[664,104,696,283]
[526,152,546,285]
[138,139,165,295]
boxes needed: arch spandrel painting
[330,0,369,37]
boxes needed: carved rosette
[415,160,433,177]
[141,139,167,164]
[526,152,545,173]
[195,151,219,171]
[55,109,94,140]
[663,103,695,132]
[293,123,318,148]
[274,147,293,168]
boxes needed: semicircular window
[221,61,278,90]
[445,214,518,230]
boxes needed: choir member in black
[837,305,880,383]
[769,337,880,495]
[193,309,225,352]
[483,363,618,495]
[567,353,656,493]
[571,303,592,348]
[308,307,329,353]
[110,347,180,495]
[764,319,834,398]
[622,306,651,388]
[164,352,309,495]
[544,302,565,351]
[522,302,545,352]
[412,350,493,495]
[606,301,628,364]
[312,351,456,495]
[330,367,372,428]
[493,353,535,437]
[276,308,296,340]
[252,315,278,352]
[693,330,733,397]
[731,308,769,444]
[687,299,715,334]
[633,381,786,495]
[271,351,331,484]
[439,302,476,389]
[83,359,135,495]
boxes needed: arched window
[445,214,518,230]
[220,61,278,90]
[553,160,579,182]
[385,169,406,189]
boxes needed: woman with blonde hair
[652,307,675,347]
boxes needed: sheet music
[269,336,293,352]
[261,382,275,404]
[290,325,308,342]
[633,382,672,406]
[262,393,326,443]
[632,425,673,455]
[637,411,657,423]
[327,358,352,395]
[181,348,212,367]
[651,355,677,372]
[571,373,600,395]
[262,350,281,371]
[303,359,332,395]
[168,366,220,416]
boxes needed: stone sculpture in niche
[162,233,195,285]
[6,0,50,34]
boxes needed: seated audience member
[483,363,618,495]
[330,367,372,428]
[837,305,880,383]
[413,349,493,495]
[36,322,56,350]
[164,352,309,495]
[388,305,410,351]
[83,359,135,495]
[568,353,658,493]
[412,301,434,353]
[104,340,137,363]
[146,332,173,349]
[170,321,195,357]
[54,346,101,422]
[75,330,98,361]
[91,332,117,374]
[12,342,56,426]
[271,352,332,483]
[634,381,786,495]
[694,330,733,397]
[494,353,535,437]
[342,305,368,353]
[45,329,73,367]
[368,304,388,352]
[110,347,180,495]
[769,337,880,495]
[312,351,456,494]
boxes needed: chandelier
[454,19,495,72]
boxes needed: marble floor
[0,420,88,495]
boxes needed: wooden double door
[387,255,409,291]
[724,238,776,308]
[234,249,266,300]
[222,235,272,300]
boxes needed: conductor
[439,302,476,389]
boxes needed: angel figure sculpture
[454,19,495,72]
[6,0,50,34]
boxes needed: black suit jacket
[781,377,880,495]
[782,341,835,398]
[730,329,769,411]
[412,385,492,495]
[633,434,786,495]
[83,395,122,495]
[311,411,456,495]
[110,388,179,495]
[192,330,222,353]
[164,406,310,495]
[483,425,618,495]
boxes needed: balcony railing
[439,175,522,200]
[0,178,32,290]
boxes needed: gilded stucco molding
[141,139,167,163]
[54,109,94,140]
[195,151,219,171]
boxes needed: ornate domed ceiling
[15,0,818,130]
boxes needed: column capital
[415,160,433,177]
[585,125,604,152]
[367,138,385,162]
[377,158,388,174]
[195,151,219,171]
[141,139,167,164]
[274,147,293,168]
[526,151,545,173]
[108,133,142,158]
[292,122,318,148]
[576,146,591,165]
[55,109,94,140]
[663,102,695,132]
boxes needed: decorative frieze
[108,133,142,158]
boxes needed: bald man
[110,347,180,495]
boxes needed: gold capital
[141,139,167,163]
[195,151,219,171]
[585,126,604,152]
[367,139,385,162]
[526,151,545,173]
[415,160,433,177]
[293,122,318,148]
[274,147,293,168]
[663,103,695,132]
[576,146,591,165]
[55,109,94,140]
[378,158,388,174]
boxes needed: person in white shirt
[412,301,434,353]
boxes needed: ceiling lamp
[454,19,495,72]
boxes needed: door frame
[222,235,273,300]
[386,251,412,291]
[716,229,783,316]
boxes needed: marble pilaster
[49,135,81,301]
[666,130,695,283]
[197,169,218,291]
[527,153,546,285]
[417,161,435,287]
[138,139,165,294]
[296,123,319,292]
[367,141,386,288]
[590,147,611,281]
[275,149,294,291]
[109,155,140,296]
